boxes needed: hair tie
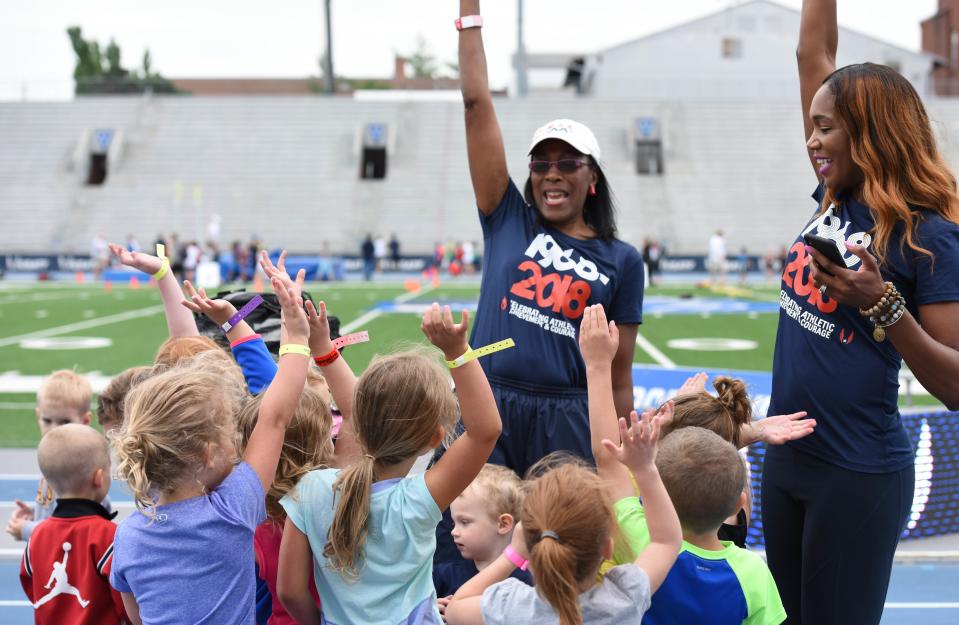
[540,530,560,542]
[363,454,376,463]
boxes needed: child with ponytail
[109,276,311,625]
[580,304,785,625]
[444,410,681,625]
[237,387,331,625]
[276,304,502,625]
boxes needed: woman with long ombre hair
[763,1,959,624]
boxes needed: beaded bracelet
[859,281,906,342]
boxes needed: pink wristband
[503,545,528,571]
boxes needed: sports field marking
[19,337,112,350]
[0,291,111,306]
[0,305,163,348]
[884,603,959,609]
[636,332,676,369]
[340,286,435,334]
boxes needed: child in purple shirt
[110,276,310,624]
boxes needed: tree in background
[67,26,177,95]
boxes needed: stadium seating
[3,96,959,256]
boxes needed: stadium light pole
[516,0,528,97]
[324,0,335,94]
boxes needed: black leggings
[761,444,914,625]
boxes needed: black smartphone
[803,233,847,273]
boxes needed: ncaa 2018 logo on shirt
[782,206,872,316]
[509,234,609,321]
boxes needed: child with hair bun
[666,372,816,547]
[109,276,311,624]
[444,411,681,625]
[276,304,502,625]
[669,372,815,451]
[579,304,785,625]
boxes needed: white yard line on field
[0,305,164,348]
[635,332,677,369]
[0,290,112,306]
[339,285,436,334]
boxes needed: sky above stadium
[1,0,939,100]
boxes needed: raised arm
[445,523,529,625]
[602,412,682,594]
[460,0,509,215]
[798,0,838,176]
[304,299,362,465]
[423,305,502,510]
[110,243,199,337]
[579,304,634,500]
[243,277,310,492]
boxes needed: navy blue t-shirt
[432,558,534,598]
[470,180,645,389]
[770,185,959,472]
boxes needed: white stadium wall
[3,95,959,257]
[582,0,934,100]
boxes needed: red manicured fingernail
[804,245,813,254]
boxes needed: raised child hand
[421,303,469,361]
[273,277,309,345]
[509,520,530,561]
[602,409,661,474]
[578,304,619,366]
[109,243,162,275]
[180,280,237,326]
[260,250,305,300]
[305,299,334,356]
[676,372,708,397]
[755,411,815,445]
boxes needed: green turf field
[0,279,942,447]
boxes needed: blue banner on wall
[630,365,956,547]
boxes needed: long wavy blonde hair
[112,352,248,517]
[236,386,333,519]
[819,63,959,265]
[322,350,457,579]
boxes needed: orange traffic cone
[104,281,113,293]
[130,276,140,289]
[253,273,264,293]
[403,278,421,293]
[74,272,85,285]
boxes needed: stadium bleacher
[4,96,959,256]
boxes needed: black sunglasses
[528,158,590,174]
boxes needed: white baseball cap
[528,119,601,161]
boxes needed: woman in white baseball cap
[445,0,644,518]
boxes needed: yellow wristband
[153,243,170,281]
[445,338,515,368]
[152,258,170,281]
[279,344,311,357]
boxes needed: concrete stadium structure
[4,94,959,256]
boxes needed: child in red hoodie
[20,424,127,625]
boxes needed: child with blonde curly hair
[109,276,310,624]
